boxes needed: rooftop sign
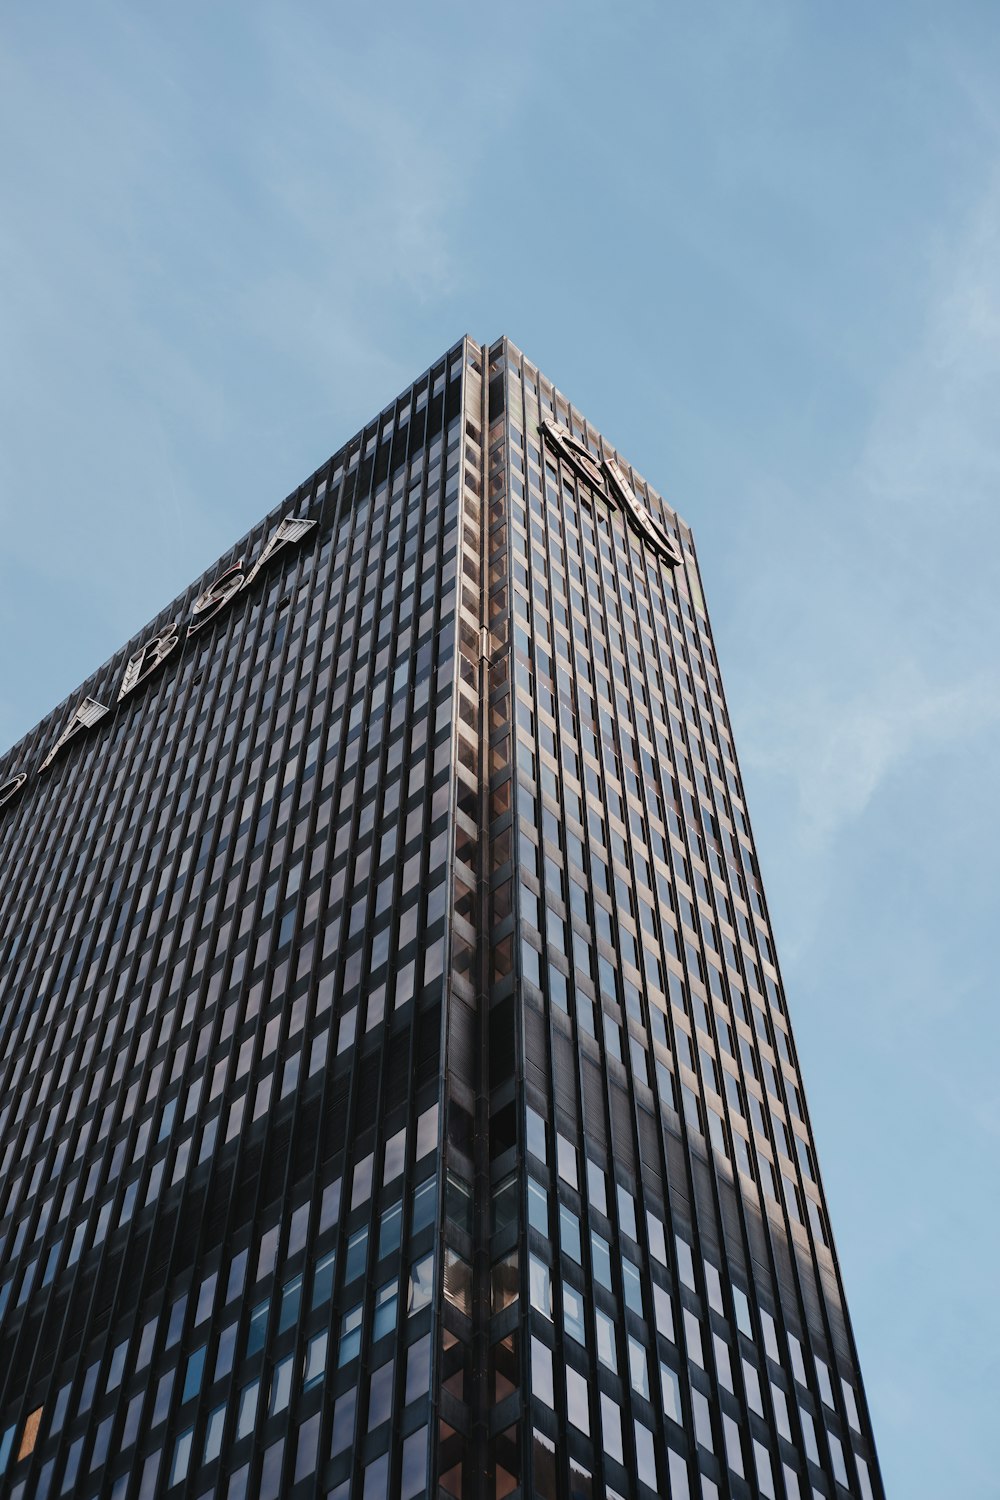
[0,516,316,818]
[540,419,681,566]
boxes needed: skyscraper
[0,336,883,1500]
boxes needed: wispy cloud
[742,664,999,852]
[861,169,1000,520]
[734,166,1000,868]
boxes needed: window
[246,1299,269,1356]
[400,1427,428,1499]
[754,1439,776,1499]
[733,1284,753,1338]
[692,1389,713,1452]
[601,1393,624,1464]
[169,1428,193,1487]
[828,1431,849,1488]
[596,1308,617,1371]
[378,1201,403,1259]
[269,1353,293,1415]
[373,1279,398,1340]
[566,1366,590,1434]
[345,1226,368,1282]
[591,1231,613,1291]
[622,1257,643,1316]
[723,1414,744,1476]
[411,1177,437,1235]
[367,1357,394,1428]
[617,1184,637,1239]
[635,1420,657,1489]
[661,1361,683,1424]
[330,1388,356,1456]
[529,1254,551,1317]
[526,1107,547,1162]
[409,1253,434,1313]
[552,1273,583,1347]
[557,1134,578,1187]
[203,1403,226,1464]
[405,1332,431,1404]
[339,1303,363,1366]
[527,1177,548,1234]
[182,1345,206,1403]
[236,1379,259,1440]
[628,1336,650,1399]
[278,1273,302,1333]
[444,1248,472,1315]
[311,1249,336,1308]
[303,1330,327,1389]
[559,1204,582,1263]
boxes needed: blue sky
[2,3,999,1493]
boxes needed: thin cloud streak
[742,667,999,852]
[733,162,1000,870]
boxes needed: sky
[2,3,998,1494]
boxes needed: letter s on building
[187,562,245,637]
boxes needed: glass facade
[0,335,883,1500]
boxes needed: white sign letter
[118,622,181,701]
[0,772,27,810]
[39,698,109,773]
[187,561,245,638]
[242,516,316,592]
